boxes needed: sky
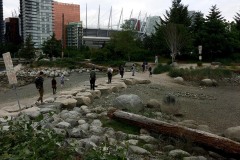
[3,0,240,28]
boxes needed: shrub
[0,115,75,160]
[153,64,171,74]
[197,61,202,67]
[168,67,232,81]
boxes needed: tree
[19,34,35,61]
[189,11,206,56]
[108,30,138,61]
[42,33,62,60]
[161,0,192,27]
[203,5,229,60]
[234,10,240,31]
[163,23,189,63]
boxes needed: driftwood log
[108,110,240,158]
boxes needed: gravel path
[1,65,240,134]
[93,70,240,134]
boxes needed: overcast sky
[3,0,240,27]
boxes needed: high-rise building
[66,22,83,49]
[53,2,80,47]
[0,0,4,43]
[145,16,161,35]
[20,0,53,48]
[5,17,21,45]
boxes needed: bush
[168,67,232,81]
[0,115,75,159]
[153,64,171,74]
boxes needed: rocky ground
[0,64,240,159]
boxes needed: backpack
[90,71,96,79]
[35,77,43,89]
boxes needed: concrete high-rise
[66,22,83,49]
[145,16,161,35]
[0,0,4,43]
[20,0,53,48]
[53,2,80,47]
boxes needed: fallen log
[107,110,240,158]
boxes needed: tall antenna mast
[129,9,133,19]
[117,8,123,30]
[108,6,112,29]
[86,4,87,29]
[98,5,100,29]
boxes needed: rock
[124,78,137,85]
[112,94,144,112]
[60,90,78,96]
[74,96,92,106]
[174,77,184,84]
[91,119,102,127]
[168,149,190,158]
[44,97,55,103]
[161,95,181,115]
[163,145,175,152]
[197,125,211,133]
[69,127,87,138]
[97,86,112,95]
[126,139,139,145]
[223,126,240,142]
[76,92,93,101]
[146,99,161,108]
[53,128,67,137]
[87,89,101,99]
[139,135,158,143]
[78,119,86,125]
[183,156,207,160]
[201,79,218,86]
[22,107,41,119]
[178,120,198,129]
[55,98,77,109]
[128,145,150,155]
[56,121,71,129]
[0,110,20,118]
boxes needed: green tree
[163,23,190,63]
[234,10,240,30]
[19,34,35,61]
[42,33,62,60]
[203,5,229,60]
[161,0,192,27]
[108,30,138,61]
[190,12,205,47]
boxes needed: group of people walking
[35,63,154,105]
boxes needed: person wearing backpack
[90,67,96,90]
[35,71,44,104]
[119,65,124,78]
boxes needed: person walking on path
[131,63,136,76]
[155,55,158,64]
[148,65,153,77]
[119,65,124,78]
[90,67,96,90]
[52,77,57,94]
[107,67,113,83]
[142,62,145,72]
[60,74,64,87]
[35,71,44,104]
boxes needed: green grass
[101,118,140,135]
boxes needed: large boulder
[161,95,181,115]
[223,126,240,142]
[112,94,144,112]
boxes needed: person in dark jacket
[35,71,44,104]
[90,67,96,90]
[52,77,57,94]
